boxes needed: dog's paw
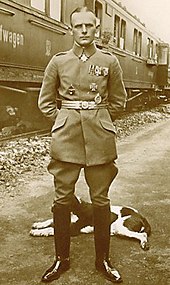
[32,222,43,229]
[140,233,150,250]
[140,240,150,250]
[30,227,54,237]
[32,219,53,229]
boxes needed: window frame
[113,14,120,47]
[133,28,142,56]
[95,0,103,38]
[31,0,45,13]
[30,0,61,21]
[120,19,126,50]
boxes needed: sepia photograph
[0,1,170,284]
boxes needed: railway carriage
[93,0,169,107]
[0,0,169,131]
[0,0,77,129]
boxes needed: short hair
[70,6,96,27]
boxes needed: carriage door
[157,43,169,87]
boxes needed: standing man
[38,6,127,284]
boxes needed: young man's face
[71,11,97,47]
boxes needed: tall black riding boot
[41,204,71,283]
[94,205,123,283]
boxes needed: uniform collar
[72,41,97,59]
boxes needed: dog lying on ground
[30,195,151,251]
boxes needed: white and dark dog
[30,195,151,251]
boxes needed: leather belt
[61,100,108,110]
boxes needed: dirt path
[0,119,170,285]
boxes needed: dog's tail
[140,215,151,236]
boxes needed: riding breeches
[48,159,118,207]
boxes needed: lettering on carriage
[0,24,24,48]
[45,40,52,56]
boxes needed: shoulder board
[100,50,113,56]
[55,51,68,57]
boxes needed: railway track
[0,129,50,143]
[0,103,169,143]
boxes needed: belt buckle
[81,101,89,109]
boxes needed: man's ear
[95,17,100,35]
[96,24,100,32]
[68,26,73,36]
[95,23,100,38]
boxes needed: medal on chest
[68,84,75,95]
[89,83,102,104]
[88,65,109,76]
[94,93,102,104]
[80,53,89,62]
[90,82,98,92]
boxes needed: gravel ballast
[0,107,170,190]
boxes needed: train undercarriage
[0,83,169,138]
[126,87,170,111]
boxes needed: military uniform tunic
[38,42,127,166]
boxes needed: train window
[105,3,113,17]
[147,38,154,59]
[120,19,126,49]
[113,15,120,47]
[133,29,142,56]
[31,0,45,12]
[151,40,154,58]
[95,1,103,37]
[155,44,158,62]
[31,0,61,21]
[147,38,150,58]
[137,31,142,56]
[50,0,61,21]
[133,29,138,55]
